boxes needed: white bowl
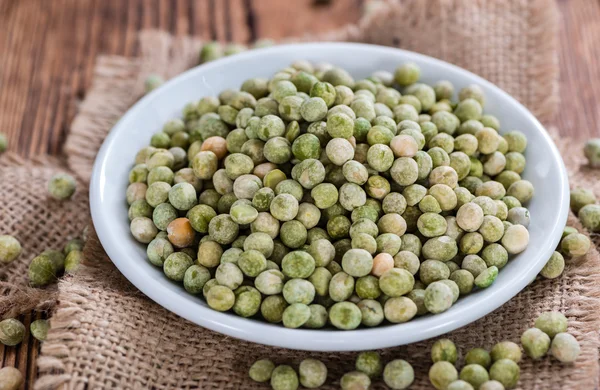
[90,43,569,351]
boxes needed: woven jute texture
[0,153,89,320]
[4,0,598,388]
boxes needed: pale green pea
[419,259,450,285]
[424,281,454,314]
[491,341,522,363]
[357,299,384,327]
[308,239,335,267]
[340,371,371,390]
[521,327,550,359]
[281,250,315,278]
[534,311,568,338]
[383,359,414,390]
[429,361,459,390]
[384,296,417,323]
[474,266,498,288]
[283,278,315,305]
[465,348,492,369]
[271,365,300,390]
[432,339,458,363]
[550,332,580,363]
[379,268,414,297]
[249,359,275,383]
[282,303,311,329]
[304,304,329,329]
[329,301,362,330]
[460,364,490,389]
[489,359,520,389]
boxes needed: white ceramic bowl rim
[90,42,569,351]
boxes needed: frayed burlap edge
[64,35,203,182]
[1,151,89,321]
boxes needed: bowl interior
[90,42,568,351]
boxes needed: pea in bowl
[90,42,568,351]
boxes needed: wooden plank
[249,0,362,39]
[556,0,600,139]
[229,0,252,43]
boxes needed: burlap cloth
[2,0,600,388]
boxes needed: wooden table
[1,0,598,388]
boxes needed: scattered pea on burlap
[0,154,89,319]
[2,0,600,389]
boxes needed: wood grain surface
[0,0,598,388]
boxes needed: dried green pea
[424,281,454,314]
[0,318,26,346]
[0,235,22,264]
[430,101,453,115]
[183,264,211,294]
[383,359,415,390]
[521,327,551,359]
[29,254,56,287]
[584,138,600,167]
[465,348,492,369]
[185,204,215,234]
[422,235,458,261]
[322,66,355,88]
[432,339,458,363]
[429,361,459,390]
[399,94,422,112]
[503,131,527,153]
[48,173,77,200]
[302,303,327,329]
[490,341,522,363]
[561,226,578,239]
[538,250,564,279]
[329,301,362,330]
[298,358,327,388]
[534,311,568,339]
[144,74,164,92]
[64,249,83,274]
[357,299,384,327]
[550,332,580,363]
[206,285,235,312]
[374,116,398,134]
[474,266,498,288]
[394,62,420,86]
[0,133,7,153]
[249,359,275,383]
[261,295,288,323]
[489,359,519,389]
[310,81,336,107]
[569,188,596,214]
[355,351,383,378]
[460,364,490,389]
[394,104,419,123]
[579,204,600,232]
[448,380,475,390]
[340,371,371,390]
[420,259,450,285]
[560,232,590,258]
[282,303,311,328]
[233,286,262,317]
[214,262,243,290]
[479,380,505,390]
[163,252,193,281]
